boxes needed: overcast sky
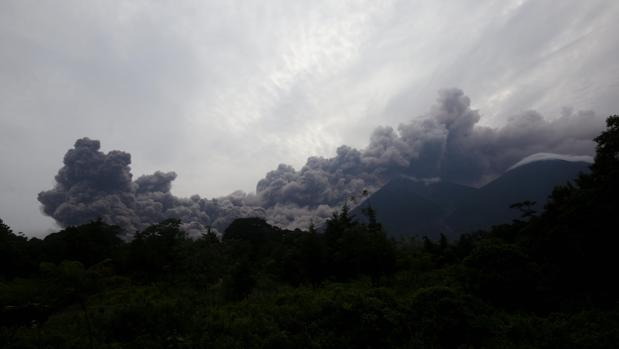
[1,0,619,235]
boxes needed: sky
[1,0,618,236]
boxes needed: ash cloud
[39,89,604,235]
[38,139,265,236]
[256,88,603,207]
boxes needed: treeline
[1,116,618,348]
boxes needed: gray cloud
[135,171,177,194]
[2,1,618,235]
[254,89,604,214]
[38,89,604,235]
[38,138,266,236]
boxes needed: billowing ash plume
[39,89,604,235]
[255,88,603,207]
[38,138,266,236]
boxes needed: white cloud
[508,153,594,171]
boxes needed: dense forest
[1,115,618,348]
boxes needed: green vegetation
[1,116,618,348]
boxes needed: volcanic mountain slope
[352,159,591,239]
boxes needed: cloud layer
[2,1,618,235]
[39,89,604,235]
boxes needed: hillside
[354,159,591,238]
[1,116,617,348]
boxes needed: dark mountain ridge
[353,159,591,238]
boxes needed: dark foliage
[0,116,617,348]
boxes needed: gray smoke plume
[39,89,604,235]
[38,138,266,236]
[255,88,603,208]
